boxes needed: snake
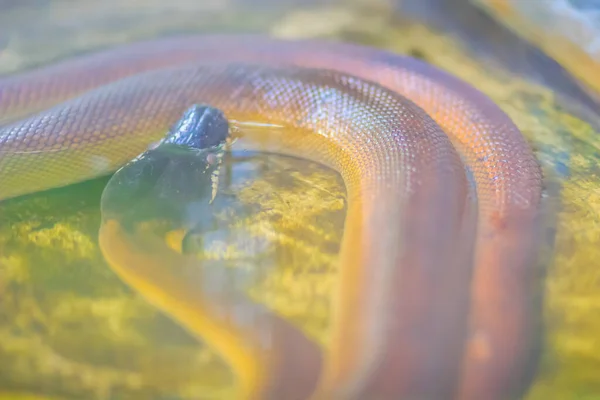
[0,34,544,399]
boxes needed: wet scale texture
[0,35,543,399]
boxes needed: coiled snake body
[0,35,543,399]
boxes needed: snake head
[100,104,230,231]
[161,104,230,149]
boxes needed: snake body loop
[0,35,543,399]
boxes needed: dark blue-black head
[161,104,230,150]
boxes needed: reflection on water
[97,108,341,396]
[0,148,345,399]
